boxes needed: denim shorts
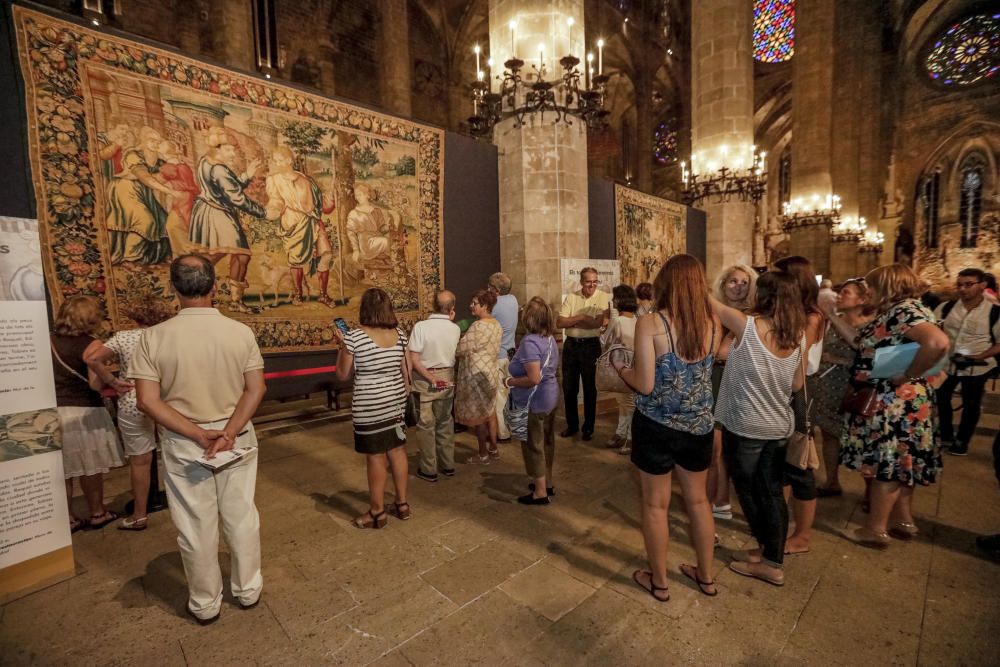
[630,411,713,475]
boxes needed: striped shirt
[344,328,408,427]
[715,316,801,440]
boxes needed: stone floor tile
[499,561,597,621]
[419,542,535,606]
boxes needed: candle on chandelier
[567,17,575,54]
[474,44,480,77]
[586,53,593,88]
[597,39,604,74]
[487,58,494,93]
[538,42,545,74]
[509,20,517,59]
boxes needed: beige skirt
[58,407,125,478]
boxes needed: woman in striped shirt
[713,271,805,587]
[335,288,411,529]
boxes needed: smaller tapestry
[614,185,686,287]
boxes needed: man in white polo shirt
[130,255,267,625]
[408,290,461,481]
[557,267,610,441]
[935,267,1000,456]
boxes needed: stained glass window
[753,0,795,63]
[653,119,678,165]
[925,14,1000,86]
[959,154,985,248]
[919,171,940,248]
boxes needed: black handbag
[404,391,420,428]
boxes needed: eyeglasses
[956,281,982,289]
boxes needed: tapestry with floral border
[614,184,686,286]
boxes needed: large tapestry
[614,185,686,285]
[13,8,444,352]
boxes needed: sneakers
[416,470,439,483]
[712,504,733,520]
[947,442,969,456]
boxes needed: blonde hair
[865,264,923,313]
[522,296,555,336]
[714,264,758,310]
[54,295,104,337]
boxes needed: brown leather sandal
[353,509,388,529]
[392,502,411,521]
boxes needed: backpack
[940,299,1000,376]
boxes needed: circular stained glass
[925,13,1000,86]
[754,0,795,63]
[653,120,678,165]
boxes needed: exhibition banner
[0,216,72,602]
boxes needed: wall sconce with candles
[859,228,886,253]
[467,19,610,138]
[830,215,867,243]
[780,194,842,231]
[681,144,767,206]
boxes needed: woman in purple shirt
[505,297,560,505]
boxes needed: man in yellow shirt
[557,267,610,440]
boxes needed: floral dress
[839,299,943,487]
[455,318,502,426]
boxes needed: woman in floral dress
[828,264,949,549]
[455,289,503,464]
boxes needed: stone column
[379,0,412,117]
[691,0,755,278]
[489,0,588,307]
[788,0,836,277]
[829,238,859,282]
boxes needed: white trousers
[160,421,262,620]
[616,393,635,439]
[494,358,511,440]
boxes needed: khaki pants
[494,358,511,439]
[160,421,262,620]
[521,410,556,480]
[616,393,636,439]
[413,368,455,475]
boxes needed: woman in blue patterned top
[615,254,721,601]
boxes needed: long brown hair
[752,271,805,350]
[653,254,712,359]
[774,255,819,314]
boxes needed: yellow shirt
[559,290,611,339]
[128,308,265,423]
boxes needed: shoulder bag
[786,337,820,471]
[503,337,554,441]
[596,344,634,393]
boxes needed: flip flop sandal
[70,517,85,533]
[728,561,785,587]
[87,510,119,530]
[680,563,718,596]
[632,569,670,602]
[118,516,148,531]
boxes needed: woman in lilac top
[505,297,560,505]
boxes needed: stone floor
[2,397,1000,666]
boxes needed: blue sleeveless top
[635,312,716,436]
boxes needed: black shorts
[630,411,713,475]
[783,462,817,500]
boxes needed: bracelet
[504,376,513,389]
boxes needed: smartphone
[334,317,350,335]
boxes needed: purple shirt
[509,334,559,414]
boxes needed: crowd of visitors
[56,250,1000,622]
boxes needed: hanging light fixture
[830,215,866,242]
[252,0,279,79]
[681,144,768,205]
[467,20,609,138]
[780,194,842,231]
[859,228,886,253]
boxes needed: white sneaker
[712,504,733,520]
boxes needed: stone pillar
[829,238,859,283]
[788,0,836,277]
[379,0,412,117]
[490,0,588,308]
[691,0,755,278]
